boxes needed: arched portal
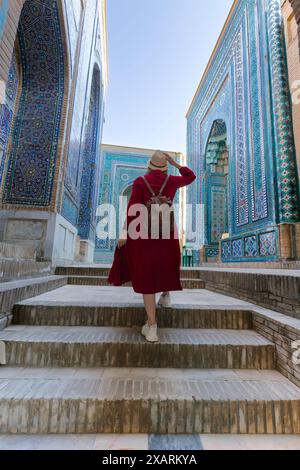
[2,0,67,207]
[203,119,229,260]
[78,65,101,241]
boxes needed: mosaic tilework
[259,231,277,257]
[232,238,243,258]
[0,0,9,40]
[205,246,219,259]
[267,0,300,223]
[3,0,65,206]
[221,240,231,260]
[0,49,20,188]
[61,0,105,244]
[78,66,101,240]
[61,192,78,227]
[245,235,258,258]
[64,0,99,201]
[233,29,249,226]
[187,0,300,263]
[221,229,278,262]
[209,185,227,244]
[247,1,268,222]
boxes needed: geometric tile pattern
[0,49,20,188]
[205,246,219,259]
[259,231,277,257]
[221,240,231,261]
[267,0,300,223]
[0,0,9,40]
[2,0,65,206]
[247,2,268,222]
[78,66,101,241]
[221,229,278,262]
[245,235,258,258]
[210,185,228,244]
[232,238,243,258]
[187,0,300,263]
[233,30,249,226]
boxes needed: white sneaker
[158,292,172,309]
[141,323,159,343]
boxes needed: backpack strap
[142,174,170,197]
[158,175,170,196]
[142,176,156,196]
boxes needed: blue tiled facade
[60,1,106,246]
[187,0,300,263]
[2,0,66,206]
[0,0,107,262]
[0,0,8,40]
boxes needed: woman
[108,151,196,342]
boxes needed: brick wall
[199,268,300,319]
[252,308,300,388]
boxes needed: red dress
[108,167,196,294]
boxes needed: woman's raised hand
[163,153,181,169]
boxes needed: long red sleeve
[171,166,196,188]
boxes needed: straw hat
[148,150,168,172]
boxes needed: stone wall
[252,308,300,388]
[199,268,300,319]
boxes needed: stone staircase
[55,265,206,289]
[0,289,299,434]
[0,241,53,282]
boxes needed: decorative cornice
[186,0,238,117]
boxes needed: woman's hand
[163,153,181,169]
[117,238,127,249]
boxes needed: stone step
[0,259,52,282]
[0,276,68,330]
[65,275,205,289]
[0,326,275,369]
[0,367,299,434]
[13,303,253,329]
[0,242,36,261]
[55,266,202,280]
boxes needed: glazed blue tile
[148,435,203,451]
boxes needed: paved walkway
[17,285,263,307]
[0,433,300,450]
[1,284,300,449]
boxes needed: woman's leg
[143,294,157,325]
[158,291,172,308]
